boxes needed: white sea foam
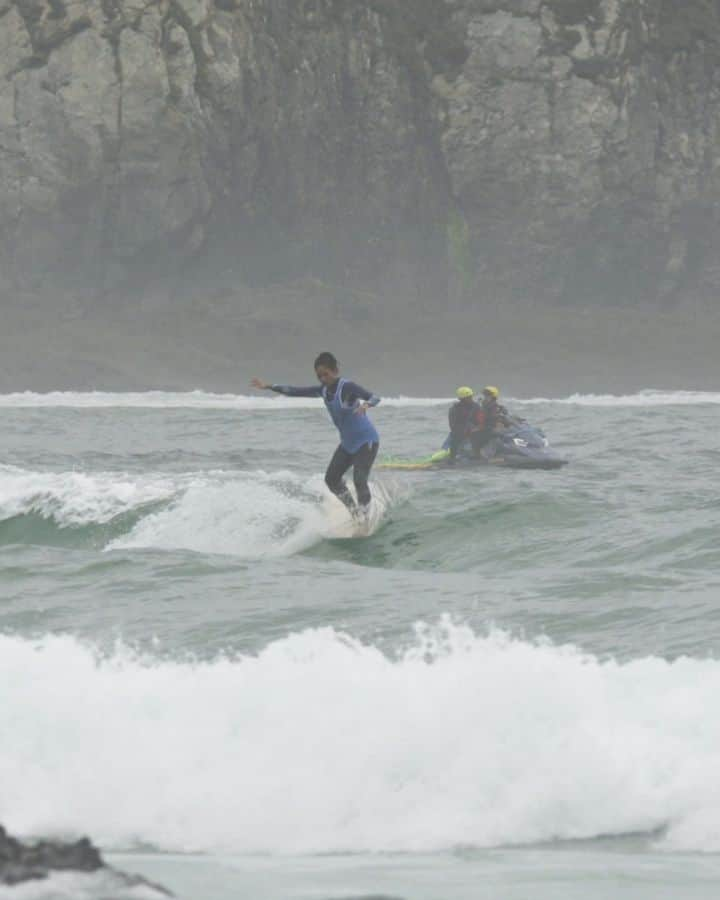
[0,465,400,554]
[0,389,717,408]
[516,390,720,407]
[107,471,332,557]
[0,620,719,855]
[2,870,168,900]
[0,391,449,409]
[109,472,400,555]
[0,465,177,527]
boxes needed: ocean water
[1,390,720,899]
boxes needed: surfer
[251,352,381,517]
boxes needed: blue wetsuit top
[270,379,380,453]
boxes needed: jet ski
[380,422,568,471]
[454,421,568,469]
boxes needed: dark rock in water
[0,825,102,885]
[0,824,172,895]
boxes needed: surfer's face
[315,364,339,386]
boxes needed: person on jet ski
[448,387,485,462]
[480,386,511,432]
[466,386,513,458]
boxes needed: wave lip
[0,465,177,528]
[0,466,402,556]
[1,620,720,855]
[517,390,720,407]
[108,473,400,557]
[107,470,331,557]
[0,391,450,409]
[0,389,718,408]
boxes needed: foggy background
[1,0,719,394]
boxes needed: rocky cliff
[0,823,172,894]
[1,0,719,308]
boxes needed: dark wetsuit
[482,400,510,432]
[270,380,380,510]
[473,400,512,454]
[448,399,485,459]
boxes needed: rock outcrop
[0,824,172,894]
[1,0,719,307]
[0,824,102,885]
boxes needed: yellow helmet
[483,385,499,399]
[456,386,474,399]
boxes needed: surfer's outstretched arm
[250,378,322,398]
[270,384,324,397]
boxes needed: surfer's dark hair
[314,352,338,371]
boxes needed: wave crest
[1,620,719,854]
[0,389,718,408]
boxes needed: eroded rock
[0,824,172,895]
[1,0,719,305]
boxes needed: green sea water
[1,390,719,900]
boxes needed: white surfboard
[323,492,389,540]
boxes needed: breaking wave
[0,391,448,409]
[0,389,718,408]
[0,465,398,557]
[1,620,719,854]
[516,390,720,407]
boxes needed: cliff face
[442,0,720,305]
[1,0,720,307]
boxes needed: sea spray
[1,390,718,408]
[107,471,330,557]
[0,465,178,527]
[1,620,720,854]
[0,392,451,410]
[0,466,404,556]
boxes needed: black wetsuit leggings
[325,442,379,510]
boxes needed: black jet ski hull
[379,423,568,471]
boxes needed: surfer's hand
[251,378,270,390]
[354,401,369,415]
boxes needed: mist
[1,0,718,394]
